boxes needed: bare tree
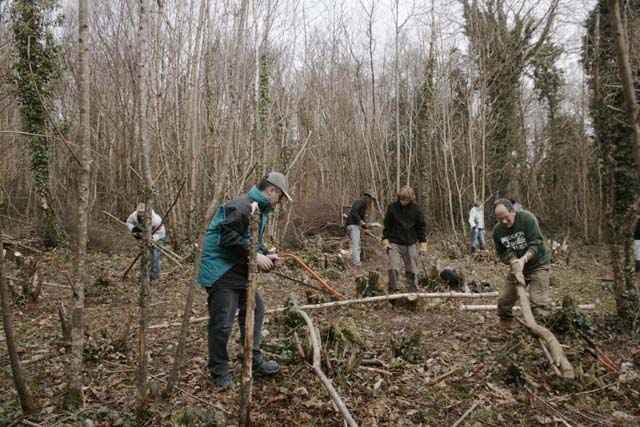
[135,0,153,417]
[63,0,91,408]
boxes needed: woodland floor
[1,225,640,427]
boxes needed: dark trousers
[206,286,264,377]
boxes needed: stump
[355,271,384,297]
[391,294,420,311]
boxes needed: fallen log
[148,291,498,329]
[460,304,595,311]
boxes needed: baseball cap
[265,172,293,201]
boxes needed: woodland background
[1,0,640,425]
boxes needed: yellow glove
[381,239,390,250]
[419,242,427,254]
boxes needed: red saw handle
[279,253,345,299]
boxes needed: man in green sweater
[493,199,551,330]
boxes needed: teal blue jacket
[197,186,271,287]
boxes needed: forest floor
[1,225,640,427]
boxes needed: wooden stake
[239,202,259,427]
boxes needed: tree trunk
[10,0,68,248]
[136,0,152,418]
[606,0,640,318]
[609,0,640,178]
[64,0,91,408]
[1,235,38,415]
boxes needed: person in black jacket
[381,186,427,292]
[345,190,377,270]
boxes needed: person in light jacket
[468,201,485,253]
[126,203,165,280]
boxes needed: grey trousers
[206,286,264,377]
[497,265,550,321]
[388,243,418,291]
[347,225,362,266]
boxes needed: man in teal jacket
[493,198,551,331]
[198,172,292,388]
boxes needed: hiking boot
[252,358,280,376]
[406,273,419,292]
[388,270,400,293]
[213,374,236,389]
[498,318,517,332]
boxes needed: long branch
[149,291,498,329]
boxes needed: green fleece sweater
[492,210,551,272]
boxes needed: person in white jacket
[127,203,165,280]
[468,201,485,253]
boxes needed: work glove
[359,220,368,229]
[381,239,390,252]
[257,253,275,271]
[418,242,428,255]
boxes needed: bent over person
[126,203,165,280]
[493,199,551,330]
[345,190,377,270]
[381,186,427,292]
[198,172,292,388]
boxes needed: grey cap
[265,171,293,201]
[363,190,377,200]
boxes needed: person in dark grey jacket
[381,186,427,292]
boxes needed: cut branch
[513,270,575,379]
